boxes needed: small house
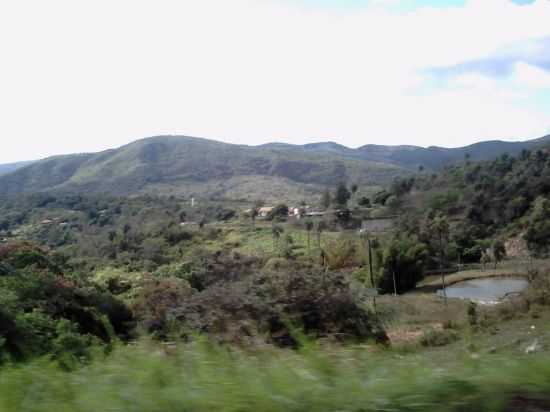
[258,207,274,218]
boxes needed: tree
[279,234,295,259]
[492,239,506,269]
[351,183,358,196]
[271,224,284,255]
[385,195,401,211]
[376,234,428,294]
[334,183,351,207]
[267,204,289,221]
[525,197,550,256]
[480,251,491,271]
[373,190,391,205]
[321,189,331,210]
[358,197,371,208]
[198,218,206,229]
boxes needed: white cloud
[513,62,550,88]
[0,0,549,162]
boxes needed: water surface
[437,277,528,303]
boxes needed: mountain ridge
[1,134,549,200]
[0,160,37,176]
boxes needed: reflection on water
[437,277,528,303]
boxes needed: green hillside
[357,134,550,170]
[0,136,405,200]
[1,134,549,200]
[372,144,550,272]
[0,161,36,176]
[269,135,550,170]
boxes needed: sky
[0,0,549,163]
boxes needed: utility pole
[367,234,377,311]
[439,229,447,306]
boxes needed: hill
[1,134,549,200]
[356,134,550,170]
[374,144,550,268]
[264,134,550,170]
[0,160,36,176]
[0,136,404,201]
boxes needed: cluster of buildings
[40,217,69,227]
[245,205,325,220]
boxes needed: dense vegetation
[358,146,550,293]
[3,142,550,411]
[0,193,390,362]
[0,243,134,366]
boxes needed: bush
[264,257,290,271]
[164,228,193,246]
[376,234,428,294]
[0,242,134,362]
[420,328,459,347]
[132,277,193,338]
[523,269,550,307]
[525,197,550,256]
[325,238,358,270]
[171,270,388,347]
[267,204,289,221]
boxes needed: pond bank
[414,268,527,293]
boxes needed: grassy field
[215,220,345,258]
[2,338,550,412]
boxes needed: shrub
[525,197,550,256]
[132,277,194,337]
[0,242,135,362]
[420,328,459,347]
[264,257,290,271]
[267,204,289,221]
[164,228,193,246]
[325,238,358,270]
[171,270,388,347]
[376,234,428,294]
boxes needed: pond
[436,277,528,303]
